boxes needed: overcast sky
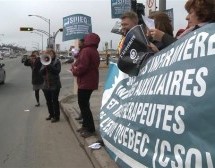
[0,0,187,51]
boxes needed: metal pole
[48,19,50,49]
[31,32,43,51]
[159,0,166,11]
[28,14,51,49]
[41,34,43,51]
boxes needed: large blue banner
[62,14,92,41]
[100,23,215,167]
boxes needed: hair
[185,0,215,22]
[46,49,56,57]
[120,11,139,25]
[79,39,84,43]
[31,50,39,56]
[149,11,173,36]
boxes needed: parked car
[100,57,106,61]
[59,55,67,60]
[21,54,29,63]
[0,63,6,84]
[62,57,74,64]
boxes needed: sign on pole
[111,0,131,19]
[145,0,156,16]
[62,14,92,41]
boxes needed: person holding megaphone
[40,49,62,123]
[24,50,44,107]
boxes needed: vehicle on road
[100,57,106,61]
[0,63,6,84]
[0,47,13,57]
[60,55,74,64]
[59,54,67,60]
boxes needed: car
[62,57,74,64]
[100,57,106,61]
[0,63,6,84]
[59,55,67,60]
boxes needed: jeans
[43,88,60,119]
[35,89,40,103]
[78,89,95,132]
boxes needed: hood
[84,33,100,48]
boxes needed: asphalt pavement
[59,63,119,168]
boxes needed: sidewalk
[59,65,118,168]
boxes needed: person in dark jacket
[148,0,215,51]
[148,11,174,50]
[24,50,44,107]
[40,49,61,123]
[71,33,100,138]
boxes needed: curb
[60,95,118,168]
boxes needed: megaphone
[40,54,51,65]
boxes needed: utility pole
[159,0,166,11]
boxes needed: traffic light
[59,28,63,32]
[20,27,33,31]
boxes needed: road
[0,57,94,168]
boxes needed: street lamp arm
[28,14,50,23]
[28,14,51,48]
[33,29,50,37]
[31,32,43,37]
[31,32,44,51]
[53,28,62,39]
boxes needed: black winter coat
[40,57,61,90]
[24,57,44,85]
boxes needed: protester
[148,11,173,50]
[74,39,84,60]
[148,0,215,49]
[116,11,139,56]
[40,49,61,123]
[118,11,156,76]
[121,11,138,34]
[74,38,84,121]
[71,33,100,138]
[24,50,44,107]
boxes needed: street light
[31,32,44,51]
[28,14,50,49]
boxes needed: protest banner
[62,14,92,41]
[111,0,131,19]
[100,23,215,168]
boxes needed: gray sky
[0,0,187,51]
